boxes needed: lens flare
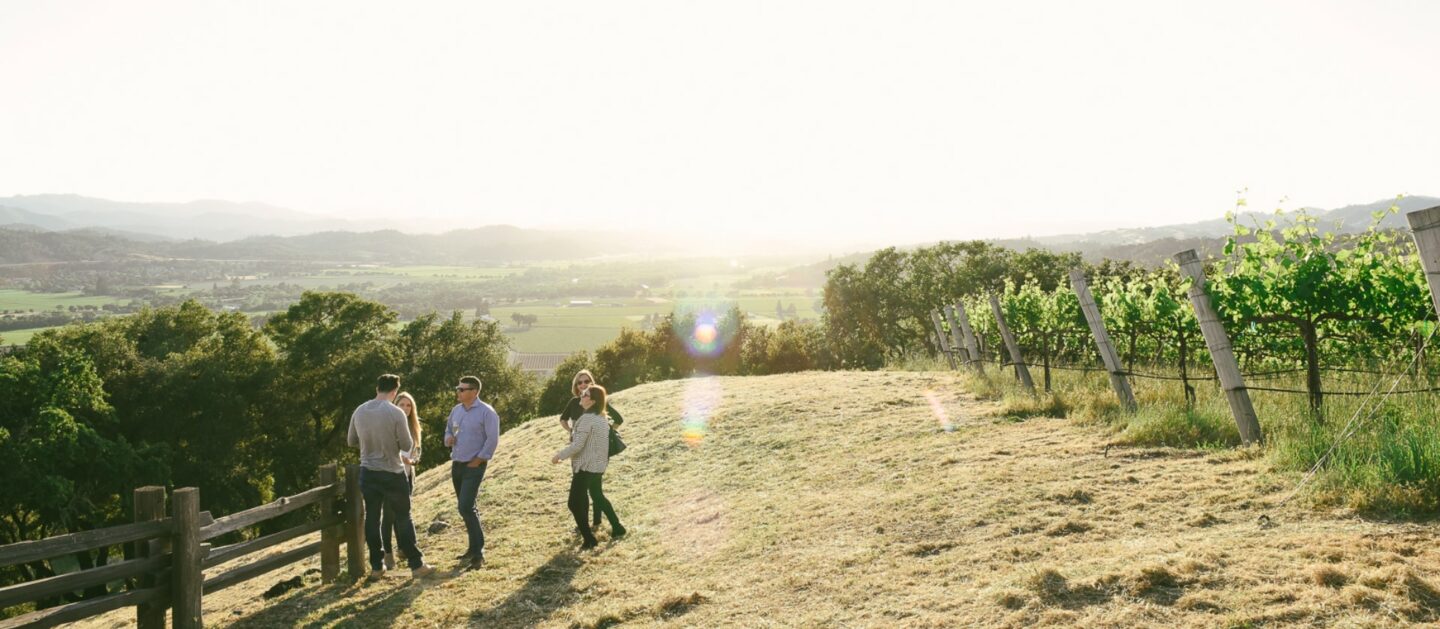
[682,309,732,357]
[924,390,954,432]
[680,375,722,446]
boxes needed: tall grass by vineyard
[955,362,1440,516]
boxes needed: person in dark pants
[557,369,625,528]
[552,384,625,550]
[347,374,435,580]
[379,391,422,570]
[444,375,500,571]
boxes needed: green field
[0,289,125,312]
[321,265,523,281]
[494,294,820,353]
[0,326,61,346]
[0,262,824,350]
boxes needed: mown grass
[74,370,1440,628]
[957,364,1440,517]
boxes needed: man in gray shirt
[348,374,434,579]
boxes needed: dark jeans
[379,467,414,556]
[569,471,621,545]
[451,461,488,557]
[360,467,423,570]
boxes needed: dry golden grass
[75,371,1440,627]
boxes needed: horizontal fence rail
[0,463,352,629]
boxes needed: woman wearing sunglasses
[557,369,626,529]
[553,381,626,549]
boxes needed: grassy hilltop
[80,371,1440,627]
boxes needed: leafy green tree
[765,320,822,374]
[395,311,537,451]
[593,328,663,391]
[0,343,166,597]
[539,351,594,416]
[264,292,399,490]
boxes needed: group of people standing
[346,369,626,580]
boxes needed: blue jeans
[451,461,488,556]
[380,467,415,556]
[360,467,423,570]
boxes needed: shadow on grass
[468,551,583,627]
[227,576,423,629]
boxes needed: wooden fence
[0,463,370,629]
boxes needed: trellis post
[929,310,958,370]
[989,293,1035,392]
[1069,269,1137,411]
[942,305,969,365]
[1175,249,1263,444]
[1405,206,1440,323]
[952,300,985,373]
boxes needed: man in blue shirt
[444,375,500,570]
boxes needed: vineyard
[919,206,1440,515]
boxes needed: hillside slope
[81,371,1440,627]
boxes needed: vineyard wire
[1271,321,1440,509]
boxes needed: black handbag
[608,425,627,456]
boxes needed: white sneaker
[411,564,436,578]
[367,569,386,582]
[383,552,396,570]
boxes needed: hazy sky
[1,0,1436,249]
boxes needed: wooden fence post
[929,310,958,370]
[1069,269,1137,412]
[318,464,340,584]
[1405,205,1440,321]
[952,300,984,373]
[134,486,167,629]
[344,465,365,581]
[942,305,969,365]
[171,487,202,629]
[1175,250,1263,444]
[989,293,1035,392]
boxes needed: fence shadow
[468,551,584,626]
[227,577,423,629]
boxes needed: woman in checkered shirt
[552,384,627,549]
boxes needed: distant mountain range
[1022,196,1440,248]
[1,194,1436,266]
[988,195,1440,265]
[0,194,364,242]
[0,224,655,265]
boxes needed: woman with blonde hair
[557,369,624,527]
[381,391,423,569]
[552,384,625,549]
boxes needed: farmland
[0,259,828,354]
[493,293,820,353]
[0,289,126,312]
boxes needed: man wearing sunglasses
[444,375,500,570]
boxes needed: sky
[1,0,1436,250]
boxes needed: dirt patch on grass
[72,371,1440,627]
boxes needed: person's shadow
[468,551,583,626]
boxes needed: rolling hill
[76,371,1440,627]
